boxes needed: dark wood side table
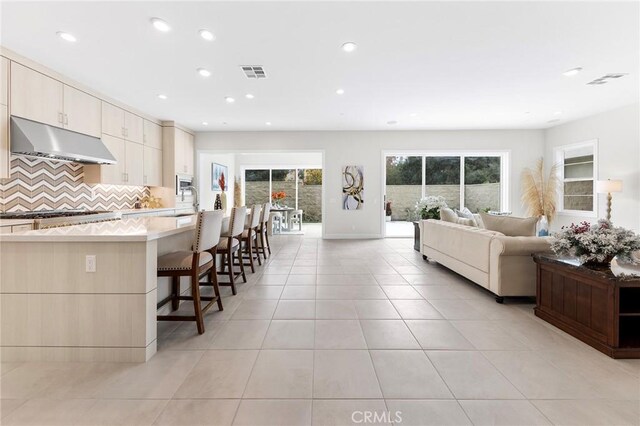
[533,254,640,359]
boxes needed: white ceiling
[1,1,638,131]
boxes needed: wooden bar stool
[239,204,262,273]
[157,210,224,334]
[217,206,247,295]
[256,203,272,261]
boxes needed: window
[243,167,323,223]
[383,152,507,220]
[556,140,597,215]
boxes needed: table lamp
[596,179,623,221]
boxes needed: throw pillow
[479,212,537,237]
[473,213,485,229]
[439,207,459,223]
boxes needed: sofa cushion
[422,220,501,273]
[480,212,537,237]
[440,207,459,223]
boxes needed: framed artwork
[211,163,228,191]
[342,165,364,210]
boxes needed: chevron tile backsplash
[0,157,150,212]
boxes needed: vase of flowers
[218,173,227,212]
[271,191,286,207]
[551,220,640,269]
[415,196,448,220]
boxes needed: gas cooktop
[0,209,111,220]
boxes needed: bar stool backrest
[260,203,271,225]
[229,206,247,237]
[249,204,261,229]
[193,210,224,253]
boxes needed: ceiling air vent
[587,73,628,85]
[241,65,266,79]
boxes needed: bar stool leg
[227,246,237,295]
[265,231,272,255]
[247,231,256,273]
[191,271,205,334]
[210,252,224,311]
[171,276,180,311]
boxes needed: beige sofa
[420,219,551,302]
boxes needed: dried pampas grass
[234,176,242,207]
[521,158,559,223]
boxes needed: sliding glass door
[243,168,323,223]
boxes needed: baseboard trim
[323,233,383,240]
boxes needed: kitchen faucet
[181,185,200,212]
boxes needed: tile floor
[2,235,640,425]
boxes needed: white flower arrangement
[415,196,448,220]
[551,219,640,266]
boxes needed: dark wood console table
[533,254,640,359]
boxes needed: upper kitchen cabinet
[10,62,63,127]
[161,124,195,187]
[62,85,101,137]
[102,101,143,143]
[1,57,8,106]
[176,128,195,175]
[102,101,125,137]
[143,119,162,150]
[85,133,125,185]
[124,111,143,144]
[1,104,8,179]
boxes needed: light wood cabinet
[125,141,144,186]
[101,102,125,138]
[143,146,162,187]
[101,101,143,143]
[174,128,194,175]
[1,57,8,106]
[143,120,162,150]
[125,111,143,144]
[62,85,101,137]
[84,134,147,186]
[0,104,8,179]
[10,62,63,127]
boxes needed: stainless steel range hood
[10,116,117,164]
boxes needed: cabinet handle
[122,173,126,182]
[58,112,64,123]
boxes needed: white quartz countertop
[0,216,200,242]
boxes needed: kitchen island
[0,215,205,362]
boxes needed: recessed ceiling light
[157,94,168,100]
[387,120,398,125]
[265,121,272,126]
[199,29,215,41]
[151,18,171,32]
[336,89,345,95]
[202,122,208,126]
[225,97,235,103]
[245,94,255,99]
[197,68,211,77]
[341,42,357,52]
[554,111,563,115]
[409,113,418,117]
[56,31,76,42]
[563,67,583,77]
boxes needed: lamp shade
[596,179,623,193]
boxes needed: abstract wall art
[211,163,228,191]
[342,165,364,210]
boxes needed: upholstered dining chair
[239,204,262,273]
[156,210,224,334]
[217,206,247,295]
[256,202,272,260]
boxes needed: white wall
[544,103,640,232]
[198,153,235,213]
[196,130,545,238]
[234,152,322,172]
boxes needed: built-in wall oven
[176,174,193,196]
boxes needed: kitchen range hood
[10,116,117,164]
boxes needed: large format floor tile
[5,235,636,426]
[313,350,383,398]
[370,350,452,399]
